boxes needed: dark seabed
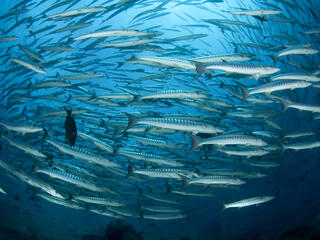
[0,0,320,239]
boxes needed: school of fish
[0,0,319,225]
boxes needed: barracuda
[73,196,124,207]
[117,148,184,167]
[128,56,197,71]
[224,196,274,209]
[143,213,186,220]
[57,73,104,80]
[74,30,161,40]
[271,46,319,63]
[10,58,46,74]
[78,131,114,153]
[190,134,267,153]
[100,38,159,48]
[90,209,124,219]
[204,63,280,80]
[126,114,224,134]
[142,205,182,213]
[130,135,183,149]
[0,121,43,134]
[36,193,84,210]
[0,36,18,42]
[239,80,311,101]
[170,190,214,197]
[284,141,320,151]
[281,100,320,113]
[2,135,47,158]
[48,7,106,18]
[0,187,6,195]
[271,73,320,82]
[139,89,207,100]
[18,44,43,62]
[190,53,253,63]
[33,167,105,192]
[0,159,63,199]
[50,23,92,34]
[46,139,119,168]
[185,175,246,186]
[284,131,315,139]
[217,148,269,158]
[243,160,280,168]
[127,162,197,179]
[228,10,281,16]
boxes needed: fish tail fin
[270,55,277,64]
[130,93,140,104]
[179,175,189,188]
[124,113,136,132]
[278,99,289,112]
[128,54,138,61]
[221,204,227,212]
[193,61,206,79]
[67,195,73,201]
[42,127,48,141]
[64,106,72,115]
[126,160,135,178]
[189,134,201,153]
[31,165,38,174]
[65,94,72,103]
[236,82,249,102]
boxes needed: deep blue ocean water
[0,0,319,239]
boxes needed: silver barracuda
[224,196,275,209]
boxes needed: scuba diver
[64,107,77,146]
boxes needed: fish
[271,73,320,82]
[0,159,63,198]
[284,141,320,151]
[271,46,319,63]
[33,167,105,192]
[72,195,123,207]
[47,7,106,18]
[1,135,47,158]
[139,90,207,101]
[0,36,18,42]
[64,107,77,146]
[238,80,312,101]
[202,63,280,80]
[224,196,275,209]
[185,175,246,186]
[126,114,224,135]
[0,121,43,134]
[78,131,114,153]
[10,58,46,74]
[118,148,184,167]
[0,187,7,195]
[74,29,161,40]
[227,10,281,16]
[46,138,119,168]
[36,193,84,210]
[143,213,186,220]
[127,162,197,179]
[190,133,267,153]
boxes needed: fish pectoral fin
[191,131,198,135]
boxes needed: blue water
[0,0,320,239]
